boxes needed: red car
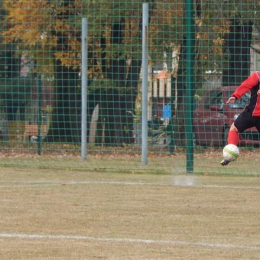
[193,86,260,147]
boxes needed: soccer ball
[223,144,239,162]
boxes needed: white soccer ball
[223,144,239,162]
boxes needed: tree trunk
[95,16,142,146]
[45,59,80,143]
[222,18,253,86]
[44,0,81,143]
[92,58,141,146]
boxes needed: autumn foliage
[3,0,82,74]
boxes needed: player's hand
[226,97,236,104]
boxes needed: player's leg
[254,118,260,133]
[227,123,239,145]
[220,111,251,166]
[220,123,239,166]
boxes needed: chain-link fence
[0,1,260,175]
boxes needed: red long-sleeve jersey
[232,72,260,117]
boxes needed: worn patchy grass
[0,168,259,259]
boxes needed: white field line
[0,233,259,251]
[0,180,259,190]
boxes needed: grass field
[1,145,260,175]
[0,167,259,259]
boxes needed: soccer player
[221,71,260,166]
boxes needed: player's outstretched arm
[226,97,236,104]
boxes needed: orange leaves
[3,0,82,70]
[3,0,52,45]
[55,51,81,70]
[213,37,225,46]
[212,25,230,34]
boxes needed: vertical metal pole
[185,0,195,173]
[142,3,149,165]
[37,76,42,155]
[81,18,88,160]
[168,75,175,154]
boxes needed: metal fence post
[81,18,88,160]
[185,0,195,173]
[142,3,149,165]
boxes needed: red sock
[228,130,239,145]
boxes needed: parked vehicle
[193,86,260,147]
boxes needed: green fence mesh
[0,0,260,175]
